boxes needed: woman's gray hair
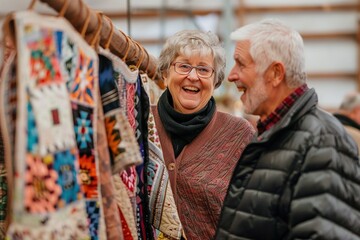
[157,29,226,89]
[230,19,306,88]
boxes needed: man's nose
[228,66,237,82]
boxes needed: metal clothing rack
[38,0,165,89]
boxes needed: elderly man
[334,92,360,150]
[215,19,360,240]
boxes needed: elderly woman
[152,29,255,239]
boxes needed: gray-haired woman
[152,29,255,239]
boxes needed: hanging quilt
[95,92,124,240]
[98,48,142,174]
[0,50,17,240]
[108,48,183,239]
[98,48,142,240]
[0,11,105,240]
[110,54,149,240]
[98,48,153,239]
[141,74,182,240]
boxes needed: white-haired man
[215,19,360,239]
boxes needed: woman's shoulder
[215,110,252,124]
[214,110,255,132]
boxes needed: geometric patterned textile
[111,53,181,240]
[141,75,182,239]
[0,11,104,240]
[147,141,182,240]
[140,73,163,106]
[112,174,137,240]
[134,76,153,240]
[96,98,124,240]
[98,48,140,240]
[113,58,141,223]
[140,74,161,148]
[98,47,142,173]
[0,50,17,240]
[98,51,140,174]
[101,48,156,240]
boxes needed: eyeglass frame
[171,62,215,78]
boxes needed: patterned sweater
[152,106,255,239]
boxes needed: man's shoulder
[296,107,344,134]
[296,106,359,157]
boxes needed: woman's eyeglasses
[172,62,214,78]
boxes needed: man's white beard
[243,75,269,115]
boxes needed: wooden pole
[38,0,165,89]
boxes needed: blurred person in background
[215,19,360,240]
[152,29,255,239]
[334,92,360,150]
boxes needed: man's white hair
[230,19,306,88]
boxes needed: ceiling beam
[308,72,357,79]
[301,32,357,40]
[242,3,358,13]
[2,3,357,19]
[104,3,359,19]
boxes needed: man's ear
[266,61,285,87]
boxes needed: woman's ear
[162,70,168,87]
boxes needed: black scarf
[158,89,216,157]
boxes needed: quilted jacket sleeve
[289,132,360,239]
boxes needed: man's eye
[237,61,245,68]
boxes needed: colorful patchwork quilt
[0,11,104,240]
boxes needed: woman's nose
[187,68,199,80]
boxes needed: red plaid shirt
[257,84,309,135]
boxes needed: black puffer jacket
[215,89,360,240]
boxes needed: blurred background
[0,0,358,118]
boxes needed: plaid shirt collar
[257,84,309,135]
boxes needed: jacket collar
[257,88,317,142]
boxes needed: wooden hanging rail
[38,0,165,89]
